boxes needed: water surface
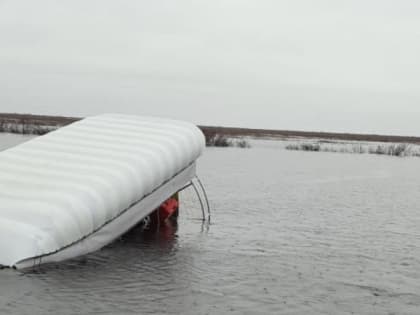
[1,134,420,314]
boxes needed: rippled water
[1,134,420,314]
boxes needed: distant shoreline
[1,112,420,144]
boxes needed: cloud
[1,0,420,135]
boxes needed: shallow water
[1,133,420,314]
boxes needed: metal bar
[177,182,193,193]
[195,176,211,220]
[191,180,206,221]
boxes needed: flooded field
[1,134,420,314]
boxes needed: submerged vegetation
[285,141,418,157]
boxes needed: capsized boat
[0,114,205,269]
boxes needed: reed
[368,144,409,157]
[285,141,414,157]
[205,134,232,147]
[285,143,320,151]
[205,133,251,148]
[235,139,251,148]
[0,119,56,135]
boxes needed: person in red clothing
[144,193,179,230]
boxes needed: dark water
[1,134,420,314]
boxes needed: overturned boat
[0,114,206,269]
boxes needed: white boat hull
[15,163,196,269]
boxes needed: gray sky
[1,0,420,135]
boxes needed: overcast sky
[1,0,420,135]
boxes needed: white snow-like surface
[0,114,205,267]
